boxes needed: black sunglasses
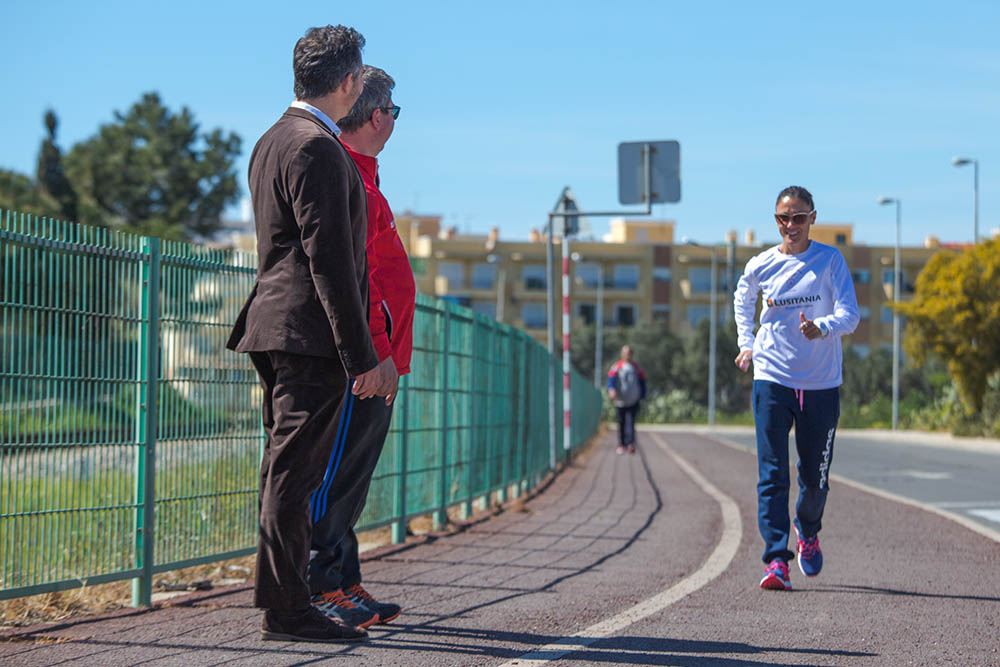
[380,105,401,120]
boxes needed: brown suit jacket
[227,107,379,376]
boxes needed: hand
[799,312,822,340]
[352,363,382,400]
[734,349,752,372]
[608,388,617,400]
[376,357,399,405]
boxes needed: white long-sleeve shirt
[733,241,860,390]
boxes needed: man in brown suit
[227,24,396,644]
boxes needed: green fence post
[462,318,477,520]
[392,374,409,544]
[434,303,451,530]
[497,324,509,504]
[519,333,529,495]
[132,236,159,607]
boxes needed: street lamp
[571,252,604,388]
[952,156,979,243]
[684,241,717,426]
[877,196,901,431]
[486,253,505,323]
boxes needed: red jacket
[345,146,415,375]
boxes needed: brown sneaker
[261,606,368,643]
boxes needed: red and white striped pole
[562,236,571,452]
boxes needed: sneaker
[616,445,626,455]
[311,590,379,629]
[627,445,637,455]
[759,558,792,590]
[343,584,402,624]
[261,606,368,643]
[795,527,823,577]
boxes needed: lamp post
[571,252,604,388]
[952,156,979,243]
[685,241,717,426]
[878,196,901,431]
[486,253,505,322]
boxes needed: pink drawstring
[795,389,804,412]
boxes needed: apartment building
[395,211,960,355]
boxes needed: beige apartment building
[394,212,964,356]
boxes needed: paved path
[2,428,999,665]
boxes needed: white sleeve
[815,250,860,337]
[733,257,759,351]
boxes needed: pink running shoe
[759,558,792,590]
[795,526,823,577]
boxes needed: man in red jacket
[307,65,415,629]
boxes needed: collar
[290,100,341,136]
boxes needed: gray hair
[337,65,395,133]
[293,25,365,101]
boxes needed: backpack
[614,362,641,407]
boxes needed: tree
[570,320,685,396]
[36,110,78,222]
[895,239,1000,412]
[0,169,60,219]
[64,92,241,240]
[678,318,752,414]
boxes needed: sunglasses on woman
[774,210,814,225]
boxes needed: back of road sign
[617,140,681,205]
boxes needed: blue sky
[3,1,997,247]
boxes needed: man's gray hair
[337,65,395,133]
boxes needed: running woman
[733,186,860,591]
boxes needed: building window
[836,233,848,245]
[613,264,639,289]
[523,265,546,290]
[652,304,671,321]
[852,344,870,357]
[858,306,871,320]
[410,257,427,275]
[574,262,601,289]
[471,300,496,319]
[882,269,915,295]
[881,306,894,324]
[852,269,871,284]
[615,304,637,327]
[653,267,671,282]
[522,302,547,327]
[687,304,710,327]
[439,262,464,289]
[471,263,496,289]
[577,302,596,325]
[688,266,713,293]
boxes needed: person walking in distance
[227,25,397,643]
[607,345,646,455]
[308,65,413,629]
[733,186,860,591]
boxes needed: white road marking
[969,509,1000,525]
[501,434,742,667]
[896,470,953,480]
[931,501,1000,509]
[708,433,1000,545]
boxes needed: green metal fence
[0,210,602,605]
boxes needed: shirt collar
[290,100,341,136]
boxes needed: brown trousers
[249,351,349,611]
